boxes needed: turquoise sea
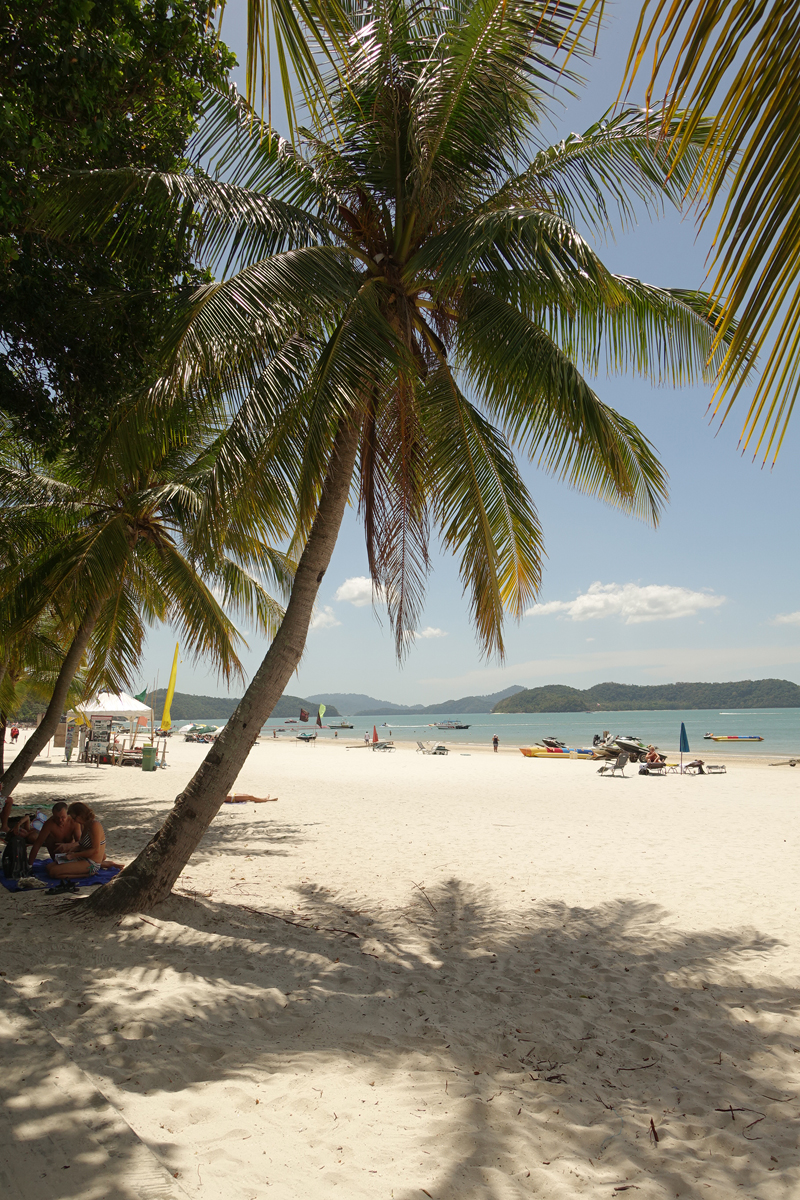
[183,707,800,757]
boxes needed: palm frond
[218,0,353,135]
[623,0,800,462]
[421,365,544,658]
[502,106,718,236]
[455,288,668,523]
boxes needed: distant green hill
[148,689,339,721]
[492,685,590,713]
[306,685,525,715]
[493,678,800,713]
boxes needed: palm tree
[0,618,80,774]
[618,0,800,463]
[0,409,292,796]
[41,0,733,915]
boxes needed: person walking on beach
[492,735,499,753]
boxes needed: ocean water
[181,707,800,757]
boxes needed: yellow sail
[160,643,179,731]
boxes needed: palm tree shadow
[4,880,799,1197]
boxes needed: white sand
[2,735,800,1198]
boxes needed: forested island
[493,679,800,713]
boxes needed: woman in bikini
[45,802,121,878]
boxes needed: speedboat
[704,733,764,742]
[432,720,471,730]
[328,721,354,729]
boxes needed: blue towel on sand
[1,860,121,893]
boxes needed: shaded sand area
[2,738,800,1198]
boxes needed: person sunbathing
[224,793,277,803]
[45,802,122,878]
[28,801,83,865]
[645,745,663,764]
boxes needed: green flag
[135,689,148,703]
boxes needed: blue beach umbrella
[679,722,690,774]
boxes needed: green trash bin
[141,744,157,772]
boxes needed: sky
[138,1,800,705]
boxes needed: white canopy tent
[69,692,154,723]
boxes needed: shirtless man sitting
[27,802,83,865]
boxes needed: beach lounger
[639,758,667,775]
[417,740,448,755]
[705,764,727,774]
[597,752,629,776]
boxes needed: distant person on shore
[492,735,499,753]
[10,726,19,744]
[45,802,122,878]
[28,802,83,864]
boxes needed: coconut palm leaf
[502,106,718,235]
[422,366,544,657]
[453,288,667,522]
[218,0,353,133]
[622,0,800,462]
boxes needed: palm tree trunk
[87,421,360,917]
[0,598,104,796]
[0,660,6,775]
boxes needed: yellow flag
[160,643,179,730]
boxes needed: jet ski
[592,732,650,763]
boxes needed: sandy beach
[2,734,800,1199]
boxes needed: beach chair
[417,740,448,755]
[597,752,629,776]
[706,764,727,774]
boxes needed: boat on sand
[520,746,594,759]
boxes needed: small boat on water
[328,721,354,729]
[520,746,594,759]
[704,733,764,742]
[432,720,471,730]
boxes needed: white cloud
[310,605,341,631]
[772,611,800,626]
[405,626,448,640]
[335,576,376,607]
[525,581,725,625]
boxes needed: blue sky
[138,1,800,704]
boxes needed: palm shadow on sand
[3,877,799,1198]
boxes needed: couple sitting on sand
[5,800,121,877]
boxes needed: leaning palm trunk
[0,598,103,796]
[87,422,359,917]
